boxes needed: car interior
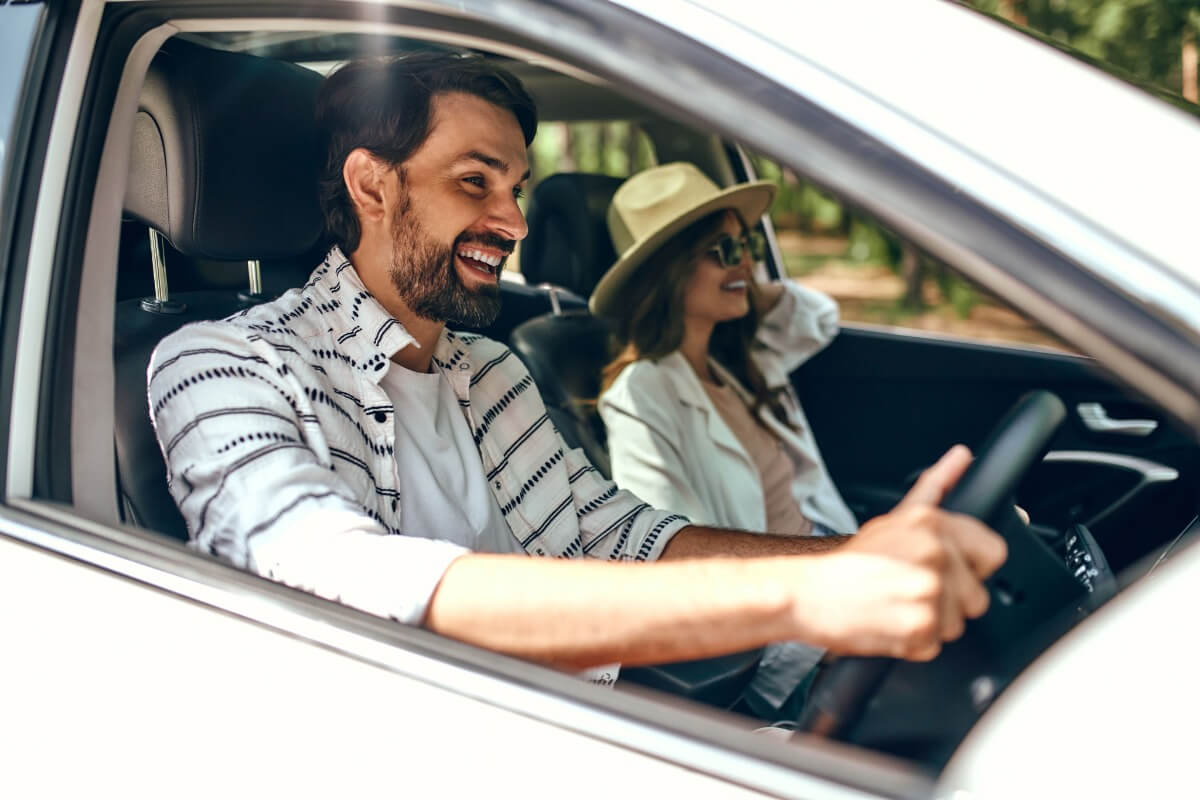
[103,28,1200,773]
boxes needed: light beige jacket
[599,282,857,535]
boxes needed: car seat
[511,173,625,477]
[514,172,764,703]
[115,38,326,541]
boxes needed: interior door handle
[1076,403,1158,436]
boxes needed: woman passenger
[592,162,857,718]
[594,162,855,537]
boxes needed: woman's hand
[752,280,786,314]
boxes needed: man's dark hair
[316,51,538,253]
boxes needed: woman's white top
[599,281,857,535]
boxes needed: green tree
[969,0,1200,100]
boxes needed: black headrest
[509,310,614,477]
[520,173,623,297]
[124,37,324,260]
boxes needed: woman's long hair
[600,211,791,427]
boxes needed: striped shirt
[148,246,690,625]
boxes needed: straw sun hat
[588,162,775,318]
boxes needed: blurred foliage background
[762,0,1200,347]
[524,1,1200,349]
[974,0,1200,101]
[755,0,1200,347]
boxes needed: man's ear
[343,148,393,228]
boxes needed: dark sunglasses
[705,231,767,268]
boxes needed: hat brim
[589,180,777,318]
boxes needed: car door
[732,153,1197,578]
[0,2,942,798]
[794,321,1198,575]
[710,0,1200,584]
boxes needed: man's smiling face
[385,91,530,327]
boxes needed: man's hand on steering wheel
[794,445,1008,662]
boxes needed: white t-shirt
[243,361,523,628]
[378,363,521,554]
[379,363,617,685]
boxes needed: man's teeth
[722,280,747,290]
[460,248,503,267]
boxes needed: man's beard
[388,189,505,329]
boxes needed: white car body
[2,1,1198,797]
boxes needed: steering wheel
[797,390,1075,738]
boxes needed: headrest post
[247,259,263,295]
[538,283,564,316]
[149,229,169,303]
[237,259,268,306]
[140,229,186,315]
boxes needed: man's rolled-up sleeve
[560,443,690,563]
[248,508,469,625]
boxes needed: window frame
[3,2,945,798]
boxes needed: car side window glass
[0,4,45,197]
[748,153,1075,352]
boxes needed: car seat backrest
[115,38,325,540]
[509,172,629,477]
[509,312,614,478]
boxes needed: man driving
[148,52,1005,687]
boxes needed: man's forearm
[425,553,806,670]
[425,446,1010,672]
[659,524,849,560]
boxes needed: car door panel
[793,326,1198,571]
